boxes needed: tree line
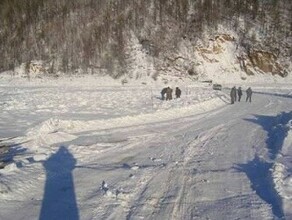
[0,0,291,77]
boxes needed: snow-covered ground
[0,75,291,220]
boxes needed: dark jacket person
[246,87,252,102]
[230,86,236,104]
[175,87,181,98]
[166,87,173,100]
[237,87,243,102]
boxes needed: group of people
[230,86,252,104]
[161,87,181,100]
[160,85,253,104]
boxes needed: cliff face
[0,0,291,80]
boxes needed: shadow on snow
[39,146,79,220]
[0,141,29,169]
[234,111,292,219]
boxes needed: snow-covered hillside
[0,76,291,219]
[1,0,291,79]
[3,26,291,85]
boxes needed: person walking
[230,86,236,104]
[175,87,181,98]
[246,87,252,102]
[237,87,243,102]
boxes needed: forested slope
[0,0,291,79]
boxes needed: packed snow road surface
[0,81,291,220]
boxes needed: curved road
[1,89,291,220]
[85,89,292,220]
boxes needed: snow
[272,119,292,218]
[0,74,292,220]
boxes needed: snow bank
[1,74,228,138]
[26,96,227,136]
[272,119,292,218]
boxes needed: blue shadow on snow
[39,146,79,220]
[234,111,292,219]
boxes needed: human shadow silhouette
[234,111,292,219]
[39,146,79,220]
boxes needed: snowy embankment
[272,118,292,219]
[0,76,228,169]
[0,76,228,138]
[26,96,226,137]
[1,75,292,220]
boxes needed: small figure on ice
[101,180,109,193]
[230,86,237,104]
[237,87,242,102]
[246,87,253,103]
[166,87,173,101]
[175,87,181,99]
